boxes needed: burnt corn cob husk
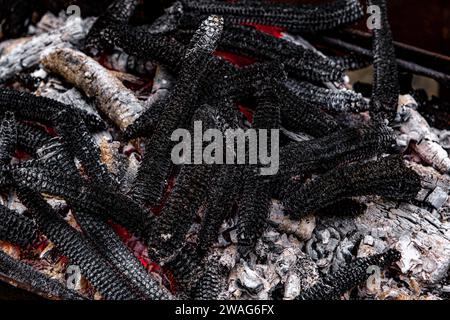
[278,123,395,177]
[206,62,286,103]
[164,245,203,291]
[237,87,280,256]
[16,187,144,300]
[36,137,80,179]
[196,101,243,256]
[16,122,52,156]
[131,16,224,206]
[0,204,38,247]
[72,209,173,300]
[0,88,105,131]
[297,249,401,300]
[76,184,149,238]
[192,259,224,300]
[55,110,117,188]
[278,84,342,138]
[0,250,83,300]
[100,24,187,74]
[9,162,83,200]
[9,162,146,238]
[368,0,400,122]
[283,156,421,218]
[147,107,222,259]
[332,54,371,71]
[176,25,344,82]
[179,0,364,33]
[285,80,369,113]
[0,111,17,165]
[197,164,240,256]
[84,0,140,55]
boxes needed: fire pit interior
[0,0,449,301]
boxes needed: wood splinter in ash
[41,48,145,131]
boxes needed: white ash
[224,227,318,300]
[397,97,450,174]
[0,16,94,83]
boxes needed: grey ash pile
[0,0,449,300]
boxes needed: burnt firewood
[0,88,105,131]
[0,16,93,83]
[297,249,401,300]
[41,48,145,131]
[72,209,173,300]
[0,204,38,247]
[84,0,139,56]
[16,187,144,300]
[178,0,364,33]
[368,0,400,122]
[0,250,83,300]
[283,156,421,219]
[0,112,17,165]
[130,16,224,206]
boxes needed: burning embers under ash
[0,0,449,300]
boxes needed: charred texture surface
[0,204,37,247]
[164,245,203,291]
[369,0,400,122]
[285,80,369,113]
[55,110,116,187]
[0,88,105,131]
[147,110,219,260]
[130,16,224,206]
[279,84,342,138]
[278,123,396,178]
[0,112,17,165]
[237,87,280,256]
[179,0,364,33]
[297,249,401,300]
[16,123,52,157]
[0,250,83,300]
[84,0,139,55]
[192,258,224,300]
[283,156,421,218]
[100,24,186,74]
[16,187,143,300]
[176,25,344,82]
[72,209,172,300]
